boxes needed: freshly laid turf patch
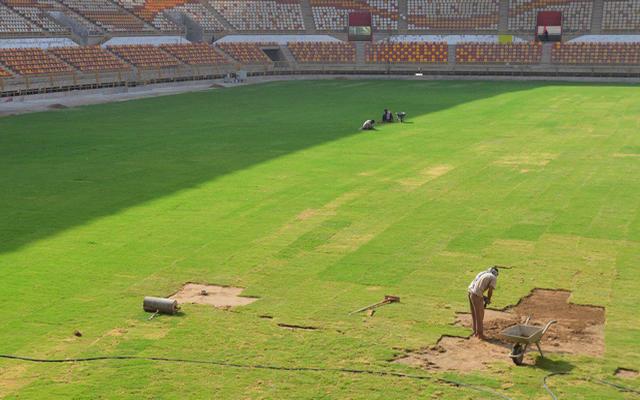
[1,80,640,399]
[503,224,547,241]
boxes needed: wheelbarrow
[499,317,557,365]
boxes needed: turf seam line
[0,354,513,399]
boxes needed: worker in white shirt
[467,267,499,340]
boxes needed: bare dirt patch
[395,289,605,371]
[615,368,639,379]
[169,283,258,308]
[613,153,640,158]
[396,336,511,372]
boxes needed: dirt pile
[395,289,605,371]
[169,283,258,308]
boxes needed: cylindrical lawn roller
[143,297,179,315]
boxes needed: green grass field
[1,80,639,399]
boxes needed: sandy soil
[169,283,258,308]
[615,368,639,378]
[395,289,605,371]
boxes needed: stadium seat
[552,42,640,65]
[408,0,499,31]
[160,43,230,65]
[0,47,74,75]
[59,0,157,32]
[4,0,70,33]
[107,45,182,68]
[366,42,448,63]
[48,46,131,72]
[602,1,640,31]
[0,4,45,34]
[165,2,225,31]
[310,0,398,31]
[0,66,13,77]
[288,41,356,63]
[509,0,593,32]
[115,0,188,31]
[456,42,542,64]
[209,0,305,31]
[215,42,274,64]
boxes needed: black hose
[543,372,566,400]
[543,372,640,399]
[589,378,640,395]
[0,354,513,400]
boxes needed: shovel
[349,295,400,315]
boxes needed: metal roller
[143,296,179,315]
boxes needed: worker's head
[489,266,499,277]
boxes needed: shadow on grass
[533,356,575,373]
[0,79,547,254]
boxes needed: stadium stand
[508,0,593,32]
[114,0,182,31]
[366,42,448,63]
[0,3,44,34]
[407,0,499,31]
[209,0,305,31]
[49,46,131,71]
[0,47,73,74]
[161,43,230,64]
[0,66,13,77]
[552,42,640,64]
[456,42,542,64]
[4,0,69,34]
[602,1,640,32]
[310,0,398,31]
[59,0,155,32]
[166,2,225,31]
[107,44,181,68]
[215,42,274,64]
[288,41,355,62]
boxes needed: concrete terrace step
[397,0,408,32]
[541,42,553,65]
[591,0,604,34]
[299,0,317,33]
[355,42,366,64]
[498,0,509,33]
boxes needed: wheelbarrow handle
[541,320,557,335]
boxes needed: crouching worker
[467,266,499,340]
[361,119,376,130]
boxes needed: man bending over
[467,266,499,340]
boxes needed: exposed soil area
[169,283,258,308]
[395,289,605,371]
[615,368,639,378]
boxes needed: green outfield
[0,80,639,399]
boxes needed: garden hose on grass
[5,353,639,399]
[0,353,513,400]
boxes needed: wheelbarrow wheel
[511,343,525,365]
